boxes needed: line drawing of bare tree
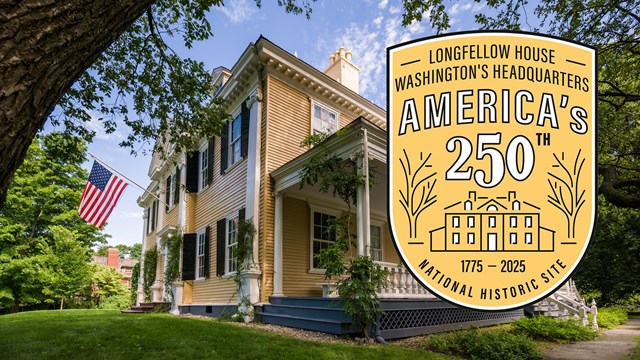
[398,150,438,238]
[547,150,586,238]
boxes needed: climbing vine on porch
[221,218,256,322]
[142,246,158,302]
[163,232,182,301]
[299,132,388,340]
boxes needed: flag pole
[87,152,169,207]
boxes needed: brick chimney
[324,46,360,94]
[107,248,119,269]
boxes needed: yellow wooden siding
[189,135,247,304]
[282,197,325,297]
[185,194,195,234]
[163,205,178,229]
[382,223,400,264]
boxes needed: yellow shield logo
[388,32,596,310]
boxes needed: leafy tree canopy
[0,132,107,311]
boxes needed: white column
[272,192,284,297]
[136,209,148,305]
[356,129,371,256]
[178,155,187,231]
[244,86,262,265]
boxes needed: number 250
[446,134,534,188]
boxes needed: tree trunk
[0,0,155,207]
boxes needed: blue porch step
[258,297,356,335]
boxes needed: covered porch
[270,118,433,300]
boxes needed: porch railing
[375,262,435,299]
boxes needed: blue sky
[45,0,497,249]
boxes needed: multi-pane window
[312,211,336,268]
[227,217,239,273]
[467,233,475,244]
[196,230,206,279]
[452,216,460,228]
[452,233,460,244]
[166,172,176,211]
[229,115,242,165]
[200,146,209,190]
[370,225,382,261]
[311,103,338,135]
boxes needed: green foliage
[94,243,142,259]
[91,264,128,301]
[0,133,107,311]
[299,133,386,339]
[52,0,317,158]
[130,262,140,304]
[98,294,132,310]
[595,306,628,329]
[575,196,640,305]
[164,233,182,300]
[143,246,158,302]
[511,316,597,343]
[0,310,449,360]
[225,219,256,320]
[421,327,542,360]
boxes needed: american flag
[78,161,128,228]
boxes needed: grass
[634,336,640,360]
[0,310,454,360]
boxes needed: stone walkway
[543,318,640,360]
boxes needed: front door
[487,233,497,251]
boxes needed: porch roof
[271,117,387,193]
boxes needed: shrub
[98,294,132,310]
[512,316,597,342]
[422,328,542,360]
[596,306,628,329]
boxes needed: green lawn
[0,310,454,360]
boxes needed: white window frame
[225,213,239,275]
[510,216,517,228]
[525,216,533,228]
[229,114,242,166]
[489,216,496,228]
[467,216,475,228]
[199,143,209,191]
[452,216,460,228]
[467,232,475,244]
[452,232,460,244]
[311,101,339,136]
[525,232,533,244]
[309,205,339,271]
[196,228,206,280]
[370,222,383,262]
[167,171,176,212]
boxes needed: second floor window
[311,102,338,135]
[370,225,382,261]
[200,146,209,191]
[229,115,242,165]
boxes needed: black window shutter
[216,218,226,276]
[153,200,158,228]
[182,233,197,281]
[146,206,151,233]
[240,101,250,158]
[220,123,229,174]
[204,226,211,278]
[239,208,246,222]
[207,138,215,185]
[173,165,180,205]
[165,176,171,211]
[186,151,199,193]
[150,202,155,231]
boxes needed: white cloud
[378,0,389,9]
[389,6,401,14]
[329,10,430,106]
[85,111,124,141]
[218,0,257,24]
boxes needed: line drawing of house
[430,191,555,252]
